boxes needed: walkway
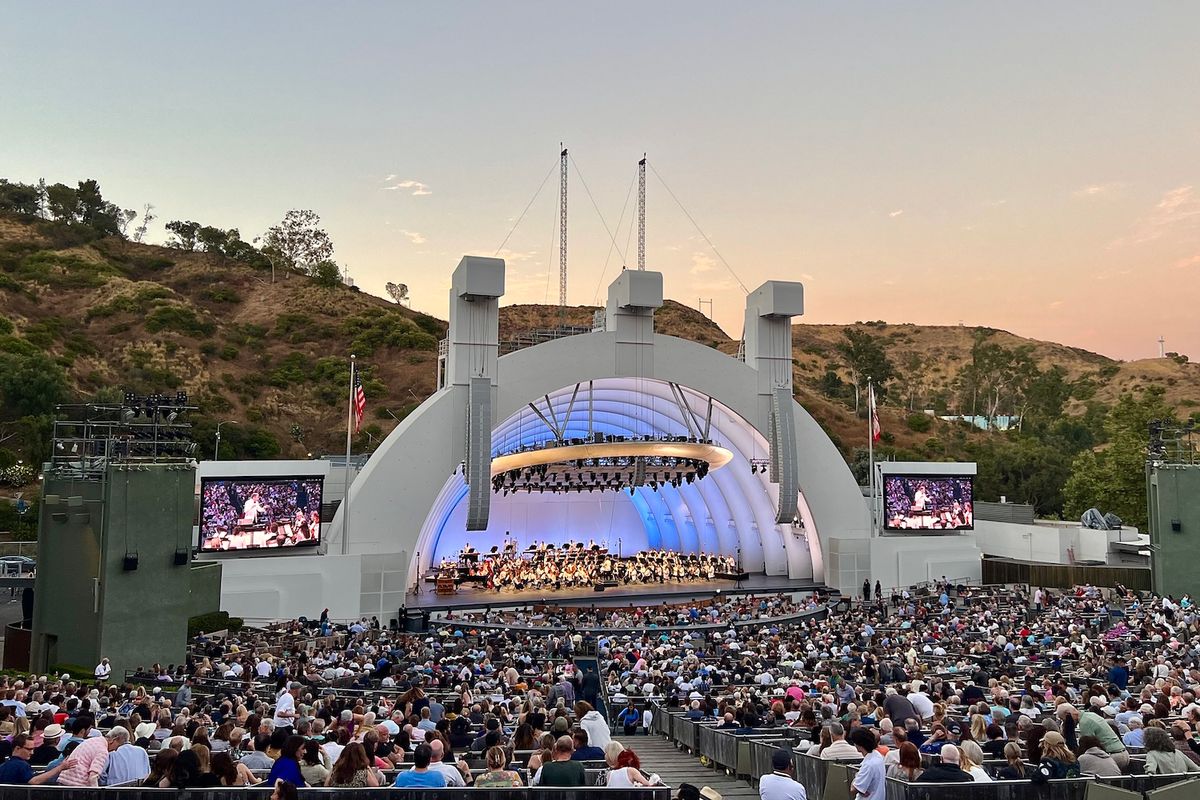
[615,733,759,800]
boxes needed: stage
[405,571,825,613]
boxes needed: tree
[836,328,894,412]
[0,180,41,215]
[165,220,201,251]
[1063,388,1174,531]
[262,209,334,275]
[132,203,155,243]
[0,352,68,418]
[974,437,1073,517]
[385,282,409,305]
[44,183,79,222]
[74,179,125,236]
[900,351,927,411]
[312,260,342,288]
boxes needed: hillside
[1,212,1197,473]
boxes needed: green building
[1148,463,1200,599]
[31,437,222,677]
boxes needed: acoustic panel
[465,377,492,531]
[771,386,798,524]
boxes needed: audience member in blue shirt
[393,744,448,788]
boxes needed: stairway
[614,733,760,800]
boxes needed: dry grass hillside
[2,213,1196,463]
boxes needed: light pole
[214,420,237,461]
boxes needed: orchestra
[430,543,737,593]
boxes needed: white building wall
[869,534,983,590]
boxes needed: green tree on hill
[836,328,893,412]
[1063,388,1173,531]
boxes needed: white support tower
[558,146,568,311]
[637,155,647,270]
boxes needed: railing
[0,789,673,800]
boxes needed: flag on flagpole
[869,384,882,442]
[352,369,366,433]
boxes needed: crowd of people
[439,592,822,630]
[2,577,1200,797]
[437,548,738,592]
[883,477,973,530]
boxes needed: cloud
[400,229,426,245]
[381,176,432,196]
[1073,182,1123,198]
[493,248,537,264]
[1048,300,1064,309]
[1115,185,1200,246]
[799,272,815,282]
[689,252,718,275]
[888,209,904,218]
[1174,253,1200,270]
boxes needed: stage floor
[407,572,823,612]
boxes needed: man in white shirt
[907,682,935,720]
[94,659,111,682]
[820,723,862,760]
[760,749,808,800]
[427,739,465,786]
[272,683,300,730]
[849,729,884,799]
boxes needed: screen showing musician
[883,475,973,531]
[200,476,324,552]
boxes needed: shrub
[86,284,173,320]
[144,304,216,337]
[16,251,123,288]
[906,413,933,433]
[201,286,241,303]
[188,611,245,637]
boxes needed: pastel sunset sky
[5,3,1197,360]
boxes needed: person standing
[862,579,871,604]
[850,729,885,799]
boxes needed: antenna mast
[559,146,568,313]
[637,154,646,270]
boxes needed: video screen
[200,476,323,552]
[883,475,974,531]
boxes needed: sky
[4,3,1198,361]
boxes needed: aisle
[614,733,760,800]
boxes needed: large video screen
[200,476,323,552]
[883,475,974,531]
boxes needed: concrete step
[613,734,759,798]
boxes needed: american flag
[352,369,366,433]
[869,384,882,442]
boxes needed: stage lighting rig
[48,390,199,478]
[489,434,730,495]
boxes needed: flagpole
[342,354,355,556]
[867,376,876,537]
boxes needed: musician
[913,485,929,512]
[239,492,266,526]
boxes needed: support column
[604,270,663,376]
[446,256,505,530]
[743,281,804,524]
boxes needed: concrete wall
[1149,464,1200,597]
[976,519,1137,565]
[32,475,105,672]
[216,552,363,622]
[869,534,983,589]
[188,562,224,619]
[32,465,202,676]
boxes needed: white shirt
[908,692,935,719]
[432,761,465,787]
[95,663,111,679]
[760,772,808,800]
[272,691,296,728]
[852,751,885,799]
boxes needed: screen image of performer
[200,478,324,551]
